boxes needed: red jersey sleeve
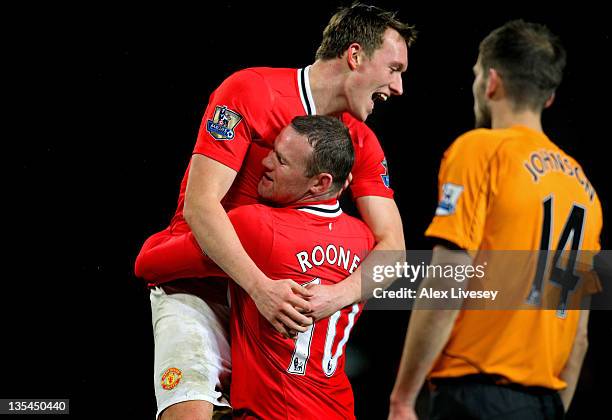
[345,118,394,200]
[193,69,273,172]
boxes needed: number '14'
[526,195,586,318]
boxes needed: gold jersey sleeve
[425,125,603,389]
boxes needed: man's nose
[262,151,274,169]
[390,73,403,96]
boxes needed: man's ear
[486,68,502,99]
[544,91,556,108]
[310,173,334,194]
[347,43,363,70]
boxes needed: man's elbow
[376,228,405,250]
[183,198,208,228]
[183,202,197,228]
[183,190,221,228]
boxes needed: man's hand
[250,278,314,338]
[304,282,349,321]
[388,400,418,420]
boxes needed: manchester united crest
[206,105,243,140]
[161,367,182,390]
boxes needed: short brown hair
[291,115,354,193]
[479,19,566,111]
[315,2,417,60]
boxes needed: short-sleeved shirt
[426,125,603,389]
[169,66,392,228]
[200,201,375,419]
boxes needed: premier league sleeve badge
[435,182,464,216]
[380,158,390,188]
[206,105,243,140]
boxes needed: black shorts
[429,374,564,420]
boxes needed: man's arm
[388,245,470,420]
[558,310,589,412]
[307,196,405,320]
[184,154,313,336]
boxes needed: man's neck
[308,59,350,116]
[491,101,544,132]
[288,190,340,207]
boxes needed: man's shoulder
[224,67,295,87]
[444,128,519,162]
[452,128,505,147]
[341,113,375,135]
[228,205,275,245]
[205,67,299,135]
[215,67,298,111]
[452,126,555,150]
[231,202,370,230]
[339,113,382,155]
[338,212,374,237]
[229,203,272,220]
[274,205,374,245]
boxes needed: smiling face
[346,28,408,121]
[257,125,315,205]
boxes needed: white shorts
[150,287,231,419]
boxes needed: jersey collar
[297,66,317,116]
[295,199,342,218]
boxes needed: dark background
[5,0,610,418]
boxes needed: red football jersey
[223,201,375,419]
[137,67,392,293]
[170,66,392,226]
